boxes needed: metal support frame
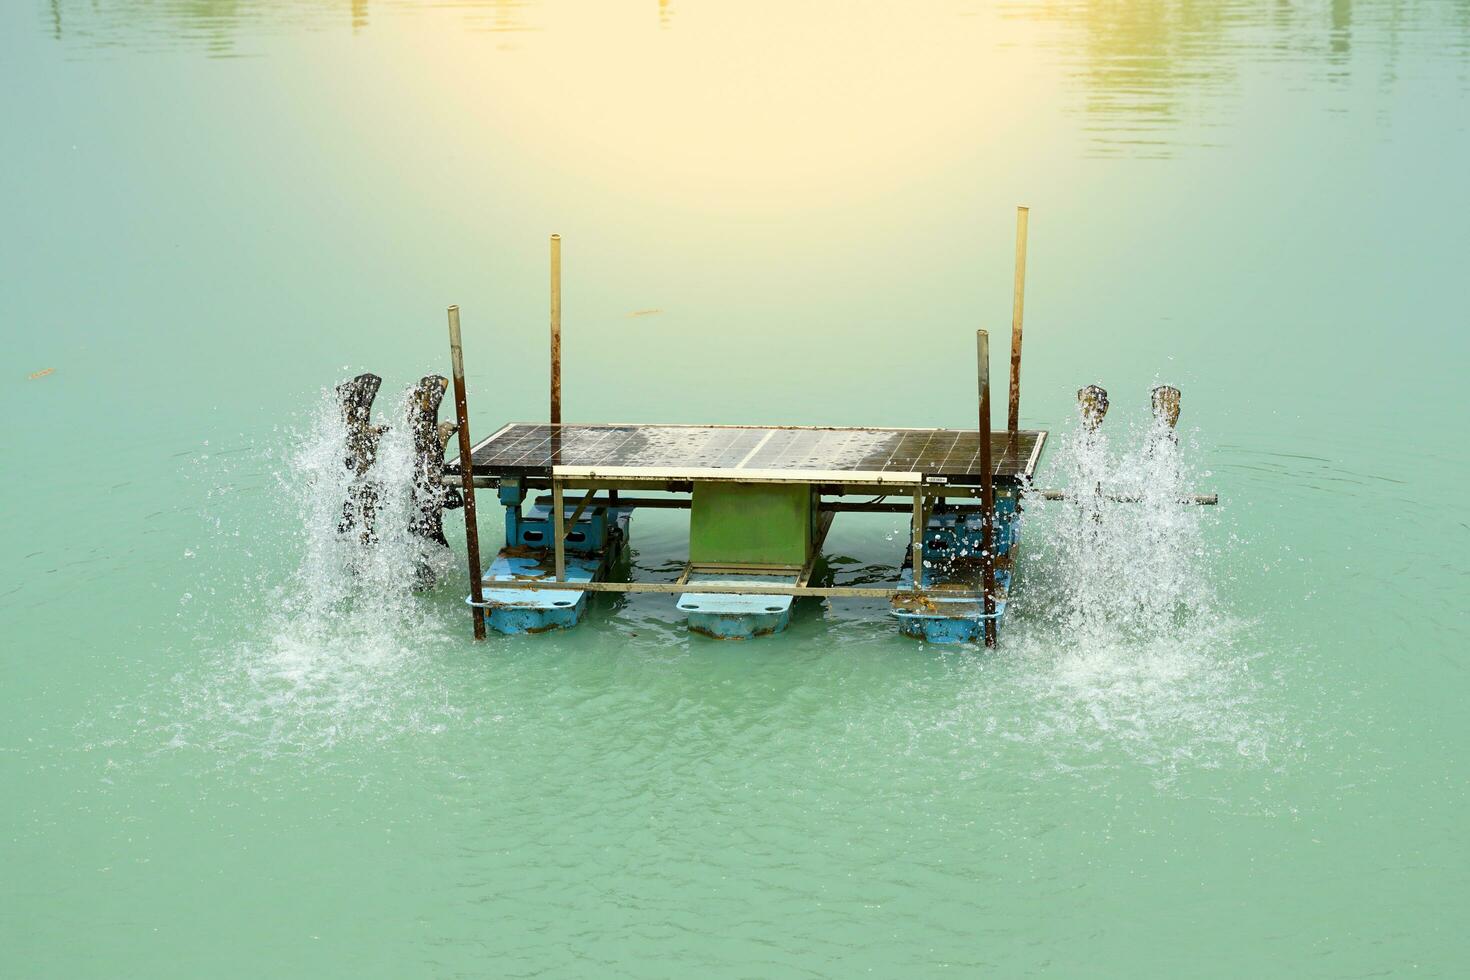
[977,329,998,647]
[1008,205,1029,435]
[798,511,835,588]
[911,487,926,589]
[448,305,486,641]
[507,491,1035,513]
[565,487,598,531]
[551,479,565,582]
[550,234,562,426]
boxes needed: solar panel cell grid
[465,424,1044,482]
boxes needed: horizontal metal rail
[551,464,923,486]
[436,478,1214,507]
[1035,488,1218,505]
[439,476,1015,498]
[437,477,1214,508]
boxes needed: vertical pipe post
[448,305,486,641]
[550,233,562,426]
[911,487,925,591]
[977,329,998,647]
[551,479,566,582]
[1008,206,1029,435]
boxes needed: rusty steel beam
[977,329,997,647]
[551,479,566,582]
[1008,205,1029,435]
[549,233,562,426]
[447,305,486,640]
[563,486,598,533]
[911,487,925,589]
[436,479,1029,505]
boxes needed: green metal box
[689,481,815,568]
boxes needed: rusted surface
[563,487,598,533]
[1008,205,1029,434]
[448,306,486,640]
[549,234,562,426]
[551,480,566,582]
[688,624,781,641]
[487,546,561,580]
[444,478,1047,501]
[911,488,925,589]
[891,593,1005,619]
[977,330,998,647]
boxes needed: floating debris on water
[28,368,56,379]
[626,308,663,318]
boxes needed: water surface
[3,1,1468,976]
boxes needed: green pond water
[3,1,1468,976]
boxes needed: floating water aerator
[432,213,1221,646]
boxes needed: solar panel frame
[460,423,1045,485]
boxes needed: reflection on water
[43,0,539,54]
[1005,0,1247,156]
[38,0,1470,156]
[1009,0,1470,155]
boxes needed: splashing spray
[1000,386,1260,773]
[162,382,470,759]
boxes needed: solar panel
[462,424,1045,484]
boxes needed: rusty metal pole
[448,305,486,641]
[551,479,566,582]
[977,329,998,648]
[550,234,562,426]
[911,487,925,591]
[1008,206,1029,435]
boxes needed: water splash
[1041,406,1214,645]
[994,400,1275,777]
[287,385,455,620]
[170,384,464,758]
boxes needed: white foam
[980,402,1278,778]
[172,385,463,758]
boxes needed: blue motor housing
[921,495,1018,568]
[891,491,1019,645]
[513,498,616,555]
